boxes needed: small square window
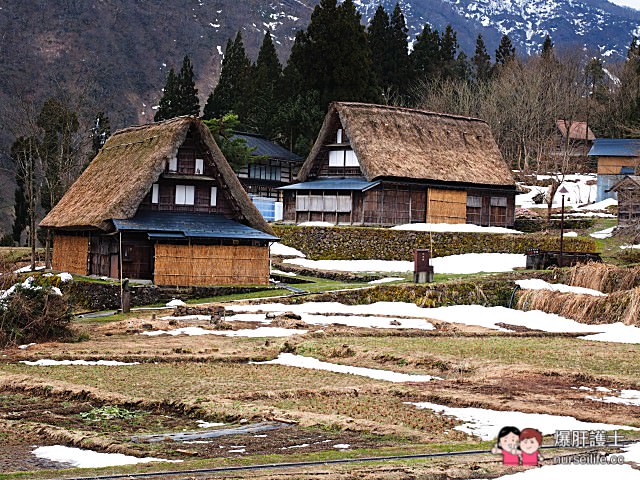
[175,185,195,205]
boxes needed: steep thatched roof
[40,116,273,235]
[298,102,515,187]
[556,120,595,141]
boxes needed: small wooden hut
[609,175,640,227]
[281,102,516,227]
[40,116,277,286]
[588,138,640,201]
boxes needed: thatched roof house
[41,116,277,286]
[282,102,516,226]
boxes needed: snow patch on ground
[142,326,306,337]
[284,253,525,275]
[230,302,640,343]
[587,389,640,406]
[271,269,297,277]
[575,198,617,211]
[33,445,182,468]
[368,277,404,284]
[197,420,225,428]
[57,272,73,282]
[408,402,639,441]
[563,231,578,237]
[254,353,441,383]
[590,227,615,239]
[515,279,606,296]
[228,302,435,330]
[620,244,640,249]
[13,264,45,273]
[298,221,335,227]
[390,223,522,234]
[21,359,140,366]
[270,242,306,258]
[166,299,186,307]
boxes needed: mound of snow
[57,272,73,282]
[166,299,186,307]
[298,221,334,227]
[390,223,522,234]
[270,242,305,258]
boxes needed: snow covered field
[230,302,640,343]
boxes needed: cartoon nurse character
[491,426,521,465]
[519,428,543,466]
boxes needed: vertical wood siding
[52,235,89,275]
[154,244,269,286]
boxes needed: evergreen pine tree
[247,31,283,137]
[294,0,379,108]
[10,137,31,244]
[368,5,391,92]
[389,3,413,97]
[472,34,492,82]
[541,34,554,59]
[495,34,516,65]
[203,32,251,120]
[154,68,180,121]
[177,55,200,116]
[411,23,441,80]
[439,25,459,79]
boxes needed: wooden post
[559,194,565,268]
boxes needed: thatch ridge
[40,116,273,236]
[298,102,515,187]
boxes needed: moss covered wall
[272,226,597,261]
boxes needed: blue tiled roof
[233,133,303,162]
[589,139,640,157]
[279,177,381,191]
[113,211,278,242]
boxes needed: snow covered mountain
[347,0,640,58]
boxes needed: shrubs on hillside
[0,274,72,347]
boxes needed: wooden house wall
[154,244,269,286]
[52,234,89,275]
[283,184,515,227]
[138,129,237,216]
[615,183,640,226]
[597,156,640,175]
[426,188,467,224]
[362,185,427,225]
[89,235,117,278]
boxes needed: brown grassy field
[1,300,639,479]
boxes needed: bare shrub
[0,275,72,346]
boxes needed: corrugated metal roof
[233,133,303,162]
[113,211,278,241]
[589,139,640,157]
[279,177,381,191]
